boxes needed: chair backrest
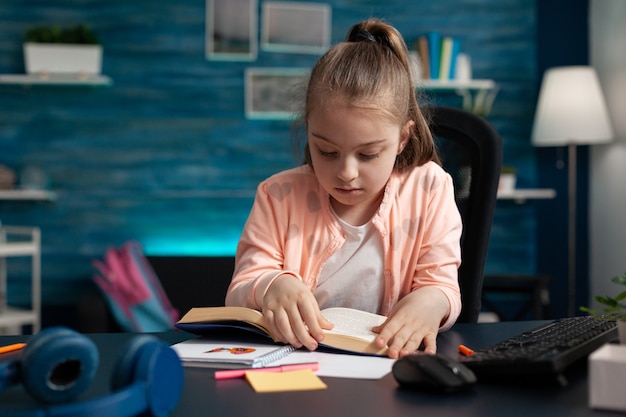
[427,106,502,323]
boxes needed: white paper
[275,349,394,379]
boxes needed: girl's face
[307,97,410,226]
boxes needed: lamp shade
[531,66,614,146]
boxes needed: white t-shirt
[314,213,384,313]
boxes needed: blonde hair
[295,18,438,169]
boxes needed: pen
[458,344,474,356]
[214,362,320,380]
[0,343,26,355]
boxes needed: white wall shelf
[497,188,557,203]
[0,189,57,201]
[0,73,112,86]
[0,226,41,335]
[0,307,39,332]
[416,79,498,115]
[417,79,496,90]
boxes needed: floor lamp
[531,66,613,317]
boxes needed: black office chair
[427,106,502,323]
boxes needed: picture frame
[245,67,310,119]
[261,2,331,54]
[206,0,258,61]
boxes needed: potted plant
[23,24,102,75]
[580,270,626,343]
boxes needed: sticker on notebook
[205,347,257,355]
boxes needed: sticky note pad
[245,369,327,393]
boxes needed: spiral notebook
[171,338,296,369]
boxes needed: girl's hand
[372,287,450,359]
[262,274,334,351]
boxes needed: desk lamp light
[531,66,614,317]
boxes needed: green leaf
[24,24,99,44]
[612,273,626,286]
[595,295,618,307]
[582,271,626,318]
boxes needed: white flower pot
[498,173,517,192]
[23,43,102,74]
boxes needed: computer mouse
[392,353,477,393]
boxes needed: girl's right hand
[262,274,334,351]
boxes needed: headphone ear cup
[20,327,99,404]
[110,335,158,390]
[111,335,184,417]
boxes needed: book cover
[449,37,462,80]
[439,36,454,81]
[426,31,441,80]
[417,35,430,80]
[176,306,388,356]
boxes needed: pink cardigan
[225,162,463,330]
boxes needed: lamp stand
[567,143,577,317]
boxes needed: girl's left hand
[371,287,450,359]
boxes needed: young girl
[226,19,462,359]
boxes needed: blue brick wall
[0,0,539,306]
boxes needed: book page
[178,306,264,325]
[178,306,271,333]
[321,307,386,342]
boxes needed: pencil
[0,343,26,355]
[215,362,320,380]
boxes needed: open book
[176,306,388,356]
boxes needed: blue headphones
[0,326,183,417]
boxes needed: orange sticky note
[245,369,327,393]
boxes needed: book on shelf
[426,31,441,79]
[171,338,297,369]
[416,35,430,80]
[439,36,461,80]
[417,32,462,81]
[176,306,388,356]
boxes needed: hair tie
[352,28,377,43]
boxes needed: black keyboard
[457,316,617,383]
